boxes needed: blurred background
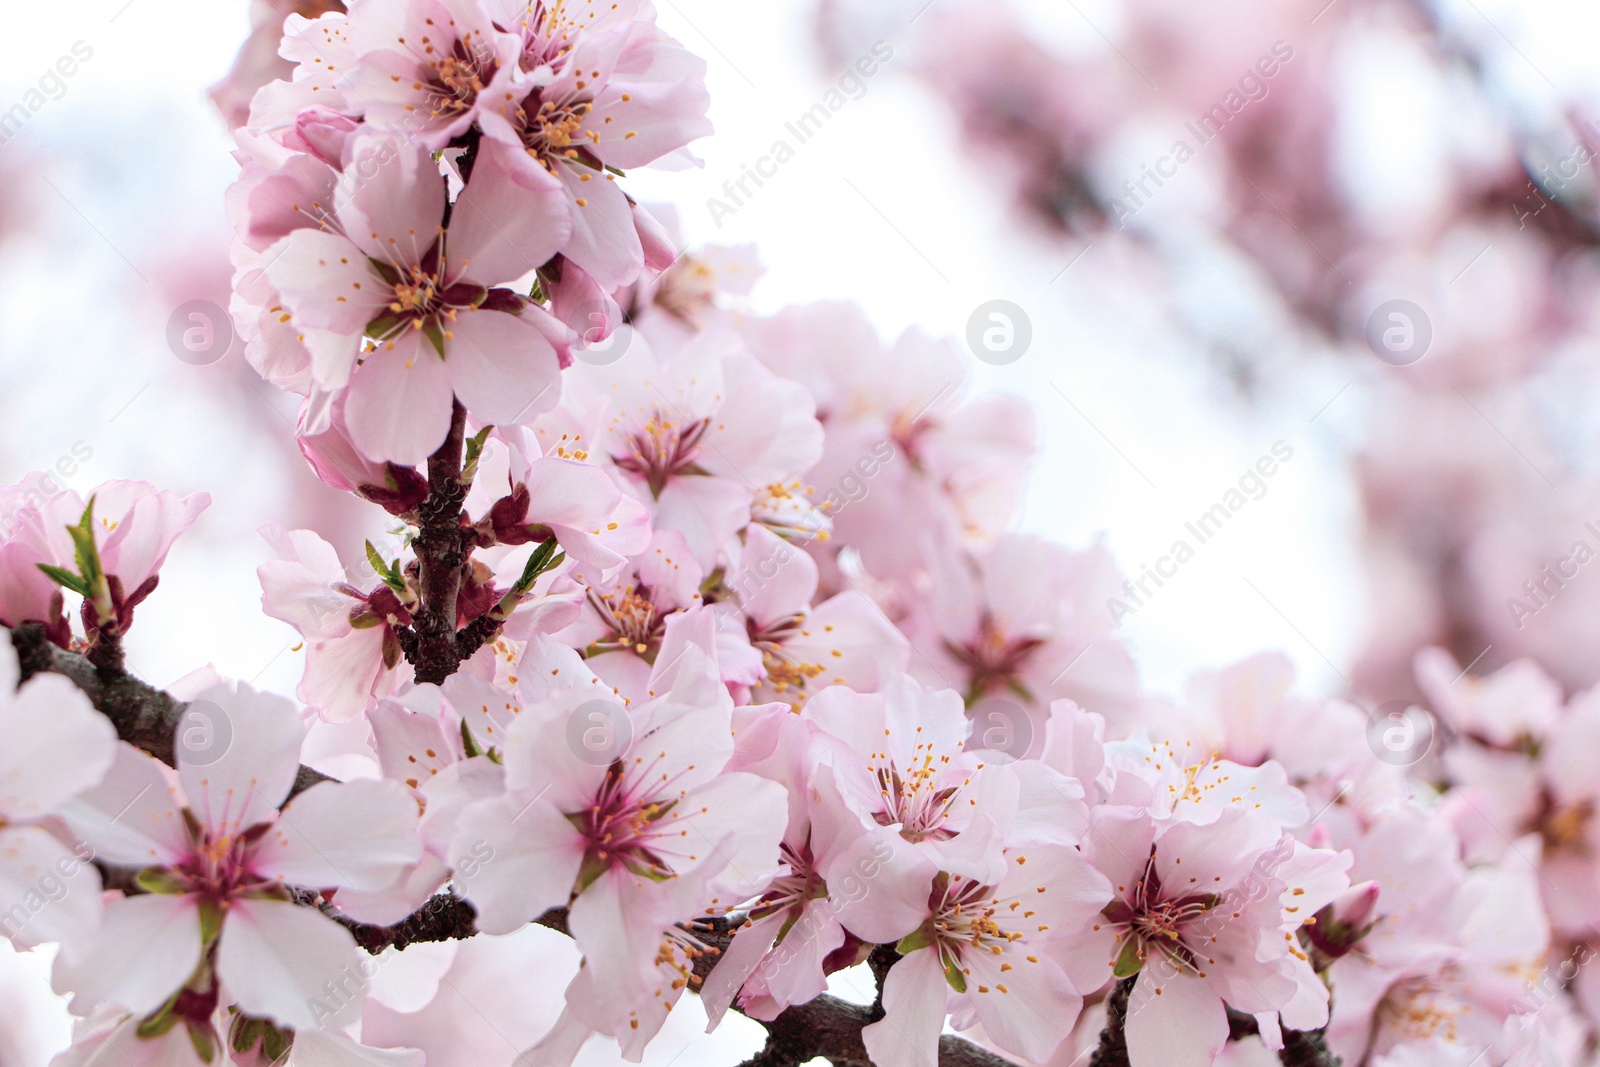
[3,0,1599,1060]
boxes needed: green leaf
[422,319,448,360]
[1112,937,1145,979]
[36,564,89,597]
[896,927,932,955]
[188,1020,218,1064]
[460,718,483,759]
[364,542,407,594]
[199,899,225,948]
[463,425,493,467]
[261,1024,293,1063]
[230,1017,263,1054]
[511,538,564,595]
[136,995,180,1038]
[943,960,967,993]
[135,868,189,895]
[460,425,495,487]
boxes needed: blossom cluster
[0,1,1592,1067]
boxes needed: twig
[408,399,473,684]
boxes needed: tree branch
[408,399,473,685]
[1087,977,1133,1067]
[1227,1010,1341,1066]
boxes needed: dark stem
[1088,977,1134,1067]
[10,624,334,796]
[409,399,472,684]
[86,629,124,676]
[1227,1009,1341,1066]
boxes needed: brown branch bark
[10,623,335,799]
[408,399,473,684]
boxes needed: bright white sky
[0,0,1593,1060]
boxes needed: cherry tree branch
[9,623,334,799]
[406,399,475,684]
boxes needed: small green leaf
[231,1016,263,1054]
[70,499,102,581]
[364,542,407,594]
[135,868,189,894]
[36,564,90,597]
[1112,937,1144,978]
[198,899,225,948]
[463,425,493,467]
[896,927,932,955]
[460,718,483,759]
[511,538,564,595]
[422,319,448,360]
[460,425,494,487]
[261,1024,293,1063]
[943,960,967,993]
[136,995,180,1038]
[188,1020,218,1064]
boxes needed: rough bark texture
[11,622,335,798]
[408,399,473,684]
[1088,977,1133,1067]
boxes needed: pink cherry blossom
[258,525,412,723]
[724,523,908,707]
[448,622,786,1031]
[474,0,712,288]
[342,0,519,151]
[550,326,823,568]
[55,680,421,1032]
[908,533,1140,730]
[0,640,116,951]
[466,424,651,578]
[260,131,572,463]
[862,850,1111,1067]
[1066,805,1349,1067]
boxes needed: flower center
[1534,793,1593,856]
[611,413,711,498]
[944,614,1043,702]
[424,37,496,119]
[514,93,597,172]
[748,614,828,698]
[585,583,666,657]
[1103,850,1217,976]
[176,823,273,902]
[869,746,966,842]
[570,755,695,885]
